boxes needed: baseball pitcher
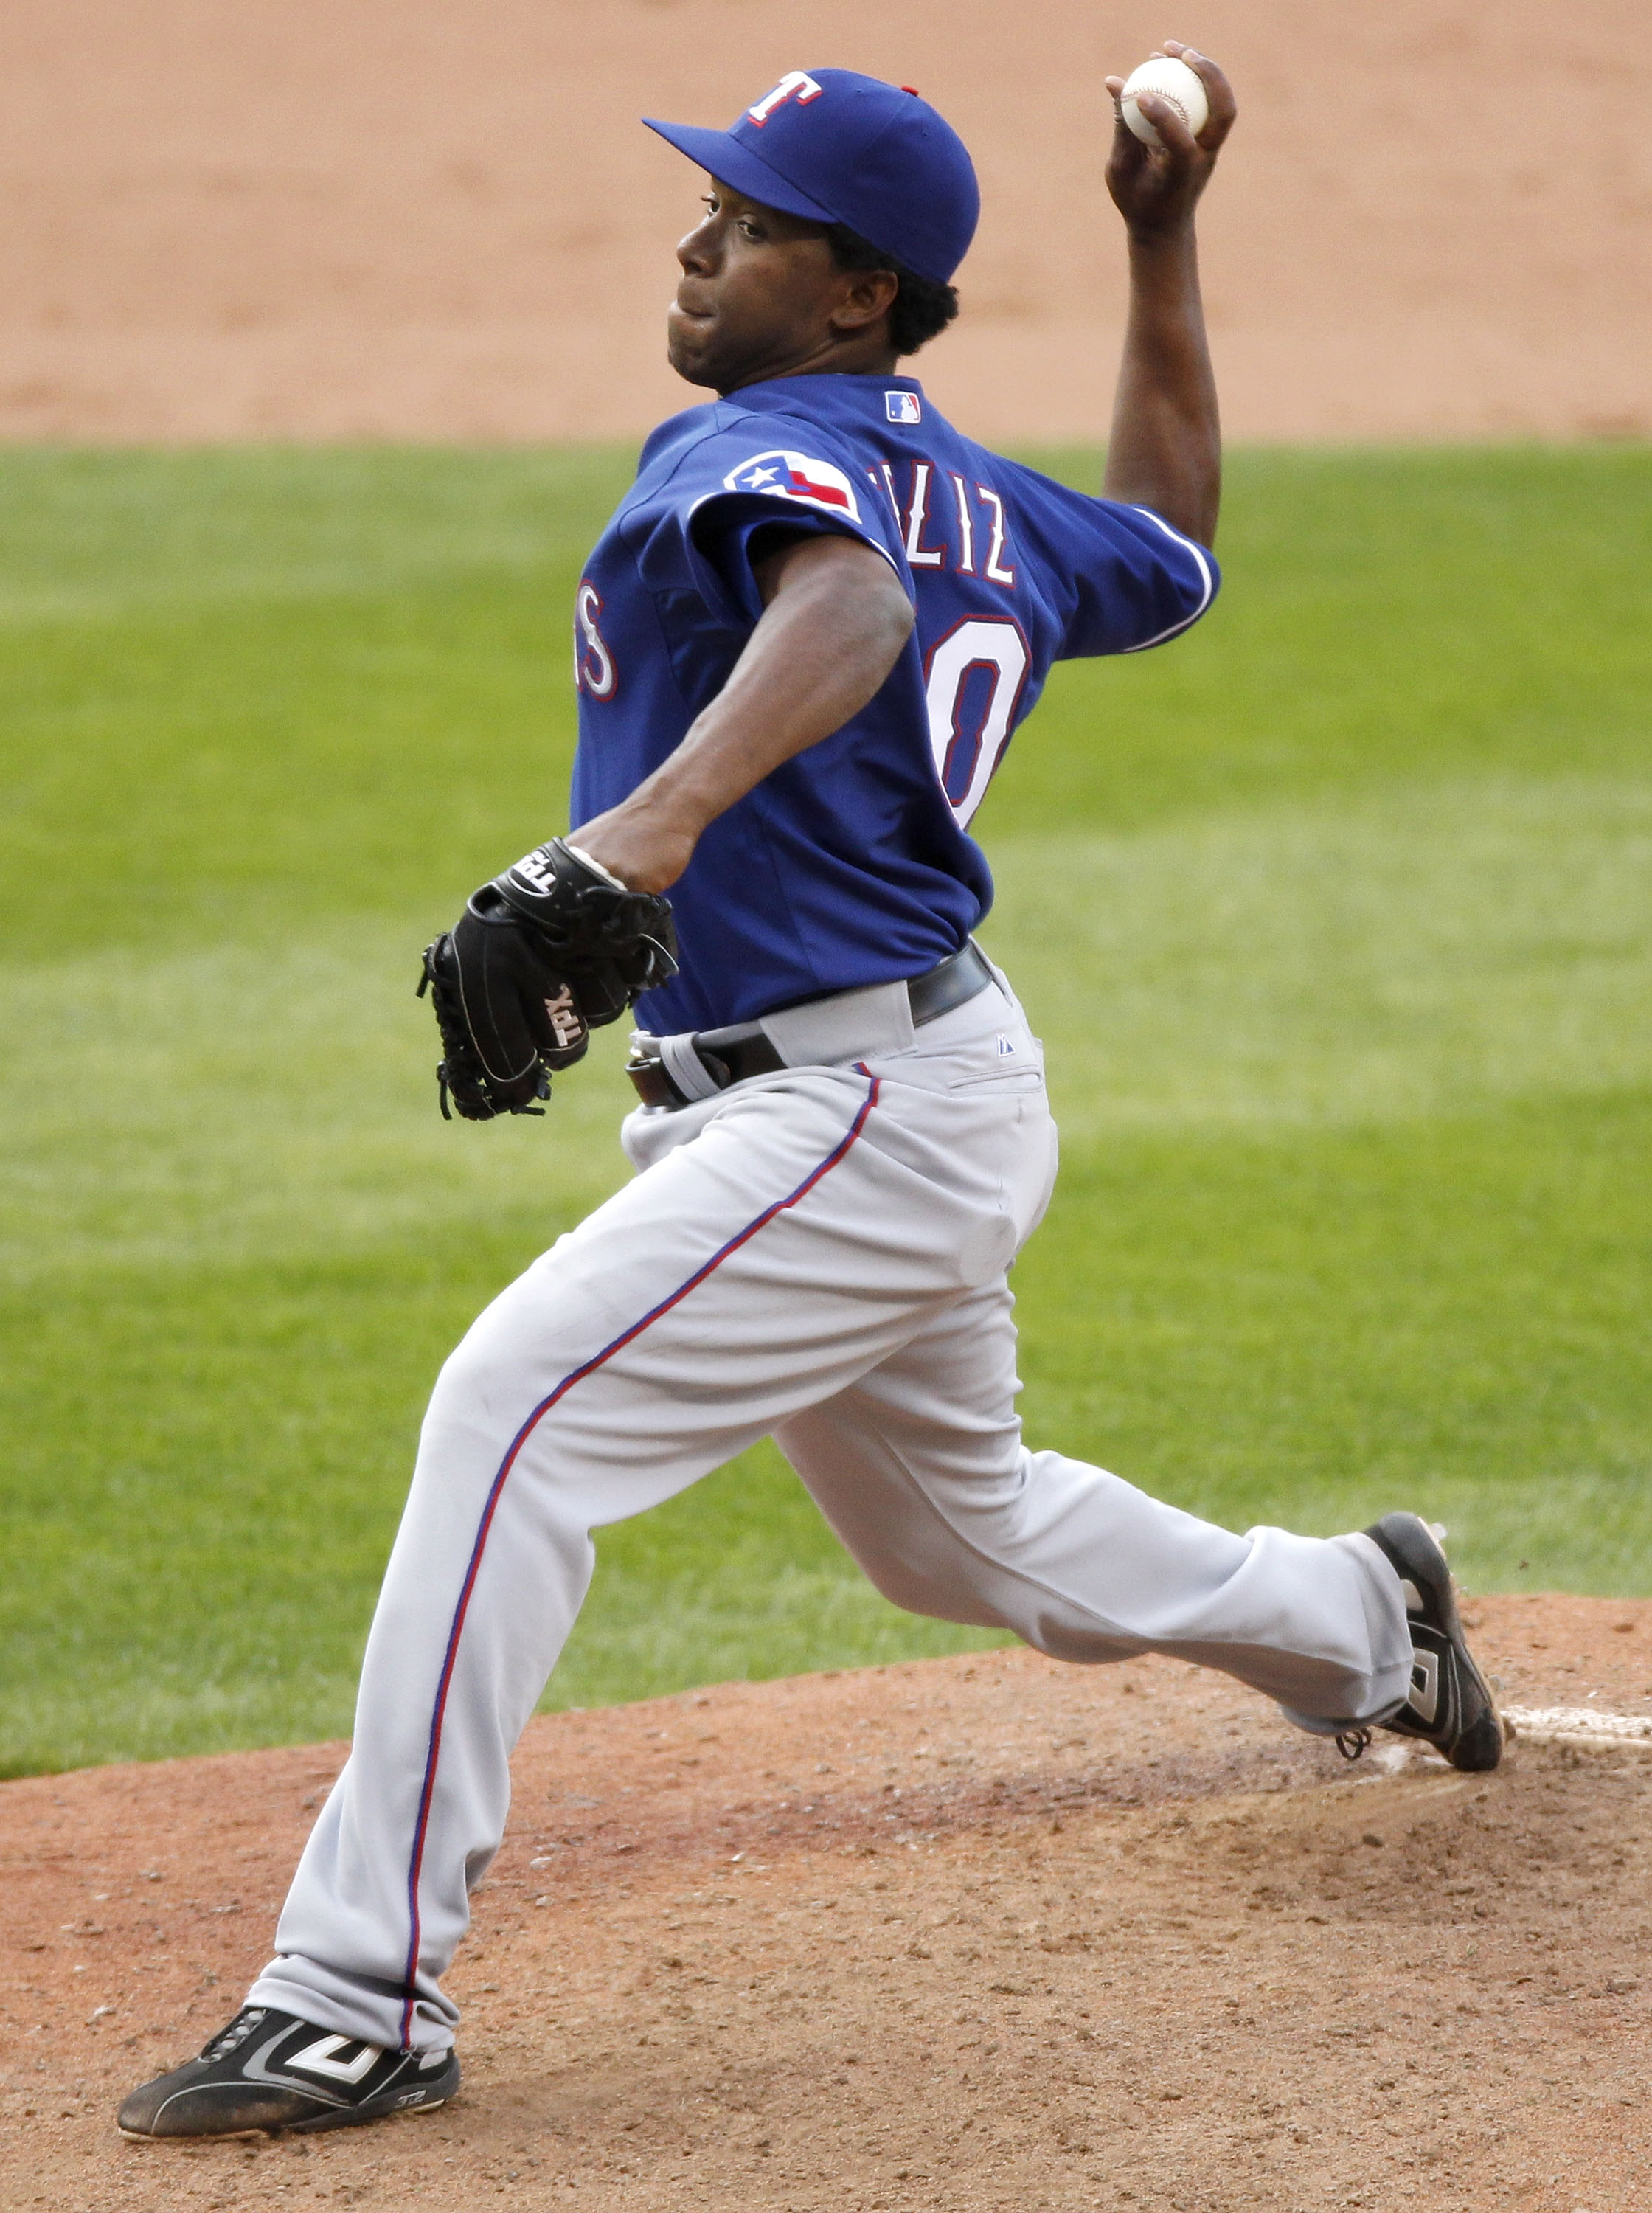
[120,50,1502,2141]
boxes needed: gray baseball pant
[248,972,1412,2051]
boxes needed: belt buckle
[625,1036,683,1110]
[625,1031,739,1109]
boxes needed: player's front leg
[119,1203,732,2138]
[119,1065,948,2138]
[243,1078,894,2058]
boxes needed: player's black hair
[825,224,959,357]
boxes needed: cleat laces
[201,2008,266,2062]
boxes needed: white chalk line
[1336,1708,1652,1782]
[1504,1705,1652,1749]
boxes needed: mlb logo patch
[886,391,923,425]
[723,449,862,522]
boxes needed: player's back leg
[775,1274,1416,1726]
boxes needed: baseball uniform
[124,75,1480,2142]
[243,367,1412,2054]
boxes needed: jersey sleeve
[625,419,912,630]
[1003,462,1220,660]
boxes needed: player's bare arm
[574,532,913,893]
[1101,40,1235,548]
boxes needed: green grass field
[2,443,1648,1776]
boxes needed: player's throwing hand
[1104,39,1236,235]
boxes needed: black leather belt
[626,941,994,1109]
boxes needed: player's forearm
[1102,228,1221,547]
[575,538,914,893]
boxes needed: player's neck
[716,328,900,395]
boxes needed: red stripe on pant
[397,1075,880,2048]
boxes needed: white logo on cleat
[1408,1649,1441,1726]
[288,2034,382,2084]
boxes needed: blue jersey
[569,372,1216,1033]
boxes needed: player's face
[668,181,892,393]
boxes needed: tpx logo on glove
[417,833,678,1123]
[545,986,585,1053]
[510,845,563,898]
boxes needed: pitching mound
[3,1593,1651,2212]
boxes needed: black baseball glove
[417,838,678,1121]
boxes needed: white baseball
[1120,56,1209,148]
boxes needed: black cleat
[117,2006,459,2140]
[1358,1512,1505,1772]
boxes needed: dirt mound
[3,1593,1651,2210]
[0,0,1645,443]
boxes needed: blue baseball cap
[643,68,979,287]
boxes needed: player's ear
[830,266,900,336]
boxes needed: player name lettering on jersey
[574,580,617,699]
[870,459,1016,586]
[900,462,946,568]
[723,449,862,522]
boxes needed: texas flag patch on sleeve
[723,449,862,522]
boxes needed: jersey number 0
[924,617,1031,826]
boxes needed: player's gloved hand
[417,838,678,1121]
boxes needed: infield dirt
[0,0,1645,444]
[3,1593,1650,2212]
